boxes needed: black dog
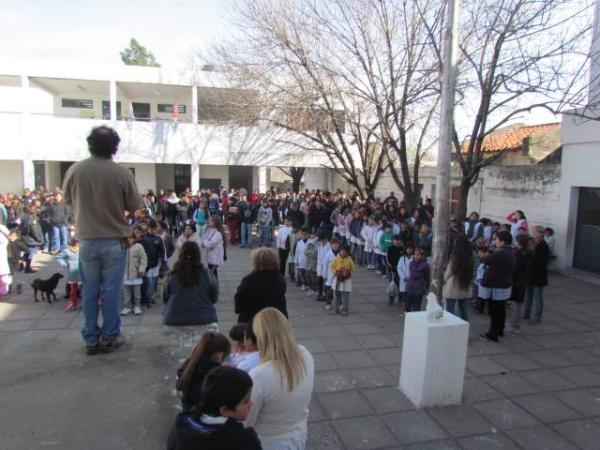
[31,273,64,303]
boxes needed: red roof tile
[462,123,560,153]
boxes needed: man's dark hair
[87,126,120,158]
[200,366,252,416]
[229,323,246,343]
[497,230,512,245]
[244,319,257,345]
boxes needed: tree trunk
[455,179,471,224]
[291,177,301,194]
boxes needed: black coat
[511,249,530,303]
[167,414,262,450]
[235,270,288,323]
[482,245,516,289]
[529,240,550,287]
[20,214,43,248]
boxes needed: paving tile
[491,353,543,371]
[525,350,575,368]
[0,319,36,331]
[348,366,396,389]
[362,386,414,414]
[320,335,360,352]
[466,356,508,376]
[331,350,377,369]
[317,391,374,419]
[554,389,600,417]
[308,397,327,422]
[382,411,449,445]
[355,333,397,349]
[306,421,344,450]
[332,416,398,450]
[482,373,541,397]
[461,377,503,403]
[299,338,328,354]
[427,405,492,437]
[404,440,461,450]
[552,419,600,449]
[473,399,540,430]
[369,347,402,366]
[30,318,74,330]
[342,322,384,335]
[313,325,348,338]
[457,433,520,450]
[519,369,578,392]
[554,366,600,388]
[313,371,356,393]
[505,426,578,450]
[313,352,340,372]
[513,393,582,424]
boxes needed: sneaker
[479,332,489,342]
[133,306,142,315]
[375,270,381,274]
[305,290,313,297]
[120,308,132,316]
[340,309,348,316]
[325,304,332,311]
[85,344,99,356]
[300,285,307,291]
[510,328,521,334]
[98,334,126,354]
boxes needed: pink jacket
[201,228,224,266]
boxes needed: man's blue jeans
[258,225,272,246]
[241,223,252,247]
[445,298,469,322]
[524,285,544,320]
[51,225,69,252]
[79,239,126,346]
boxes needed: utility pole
[431,0,460,299]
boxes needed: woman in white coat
[200,216,225,278]
[245,307,314,450]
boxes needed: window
[33,161,46,190]
[61,98,93,109]
[157,104,186,114]
[101,101,122,120]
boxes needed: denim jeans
[366,251,375,267]
[79,239,127,346]
[241,222,252,247]
[445,298,469,322]
[297,268,306,287]
[258,225,272,246]
[334,291,350,312]
[51,225,69,252]
[524,285,544,320]
[142,275,156,304]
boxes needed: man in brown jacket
[63,126,142,355]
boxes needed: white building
[0,60,343,195]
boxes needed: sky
[0,0,231,68]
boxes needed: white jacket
[277,225,292,250]
[361,224,377,252]
[397,255,412,293]
[317,241,332,278]
[293,238,309,269]
[321,249,337,286]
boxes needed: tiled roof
[462,123,560,153]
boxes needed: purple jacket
[482,245,516,289]
[406,259,430,296]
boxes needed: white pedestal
[399,311,469,408]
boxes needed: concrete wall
[0,160,24,193]
[199,165,229,189]
[555,111,600,270]
[156,164,174,191]
[118,163,156,193]
[44,161,61,191]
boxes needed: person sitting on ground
[176,332,231,413]
[162,241,219,328]
[234,247,287,324]
[227,323,248,367]
[245,308,314,450]
[168,365,262,450]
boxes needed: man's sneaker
[120,308,132,316]
[305,290,314,297]
[98,335,126,354]
[300,285,307,291]
[133,306,142,315]
[324,304,332,311]
[85,344,99,356]
[479,332,498,342]
[340,309,349,317]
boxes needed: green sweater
[379,231,394,252]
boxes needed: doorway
[173,164,191,194]
[132,102,151,121]
[229,165,253,193]
[573,187,600,272]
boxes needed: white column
[192,85,198,124]
[258,166,270,193]
[22,158,35,190]
[110,80,117,120]
[191,163,200,193]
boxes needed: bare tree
[207,0,443,201]
[278,166,305,193]
[424,0,594,221]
